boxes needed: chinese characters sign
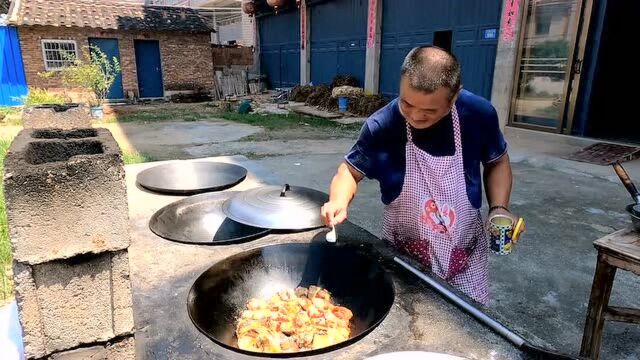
[367,0,377,49]
[501,0,520,43]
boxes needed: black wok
[187,242,395,357]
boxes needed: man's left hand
[488,206,525,243]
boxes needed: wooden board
[593,227,640,263]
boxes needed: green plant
[60,46,121,107]
[22,87,69,107]
[530,40,569,58]
[122,151,156,165]
[0,137,14,301]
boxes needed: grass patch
[0,107,23,126]
[122,150,156,165]
[0,137,13,302]
[221,112,361,131]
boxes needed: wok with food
[236,286,353,353]
[188,243,395,357]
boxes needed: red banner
[300,1,306,50]
[366,0,377,49]
[501,0,520,43]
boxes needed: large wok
[187,242,395,357]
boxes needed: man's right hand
[321,161,363,226]
[320,201,349,226]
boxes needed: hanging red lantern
[241,0,256,17]
[296,0,301,8]
[267,0,286,14]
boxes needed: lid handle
[280,184,291,197]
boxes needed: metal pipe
[394,257,583,360]
[394,256,526,346]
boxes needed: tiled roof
[8,0,214,33]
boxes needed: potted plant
[60,46,121,119]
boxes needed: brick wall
[17,26,214,98]
[158,32,214,91]
[240,12,255,47]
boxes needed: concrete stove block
[12,251,134,358]
[22,104,91,130]
[4,128,130,265]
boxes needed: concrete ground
[1,116,639,358]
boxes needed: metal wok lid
[149,191,269,245]
[222,184,328,230]
[136,161,247,195]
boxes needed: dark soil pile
[289,85,314,102]
[348,94,388,117]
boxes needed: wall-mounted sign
[483,28,498,40]
[502,0,520,43]
[367,0,377,49]
[300,1,306,50]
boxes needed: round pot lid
[149,191,269,245]
[136,161,247,195]
[221,184,329,230]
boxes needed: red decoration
[296,0,301,8]
[241,1,256,17]
[267,0,286,14]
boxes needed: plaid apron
[382,105,489,304]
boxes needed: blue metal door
[0,26,28,106]
[379,0,502,99]
[89,38,124,100]
[134,40,164,98]
[259,10,300,88]
[310,0,367,86]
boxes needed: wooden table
[580,227,640,359]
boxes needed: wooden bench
[580,227,640,359]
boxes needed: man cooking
[320,46,516,304]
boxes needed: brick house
[7,0,215,100]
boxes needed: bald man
[321,46,515,304]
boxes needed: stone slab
[289,104,342,119]
[124,157,535,359]
[49,336,135,360]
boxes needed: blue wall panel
[259,10,300,88]
[0,26,28,106]
[379,0,502,100]
[310,0,367,86]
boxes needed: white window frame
[41,39,79,71]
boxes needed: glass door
[510,0,585,132]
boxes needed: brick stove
[4,128,134,359]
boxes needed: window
[41,40,78,71]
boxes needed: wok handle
[394,257,585,359]
[280,183,291,197]
[613,162,640,203]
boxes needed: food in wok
[235,285,354,353]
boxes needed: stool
[580,227,640,359]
